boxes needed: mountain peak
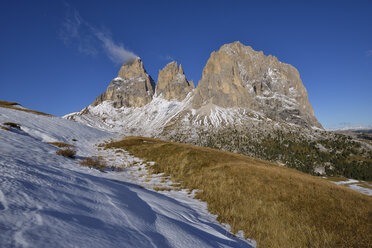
[117,57,147,79]
[193,41,322,128]
[155,61,194,101]
[91,59,155,108]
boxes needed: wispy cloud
[159,55,174,61]
[366,50,372,57]
[59,6,138,64]
[165,55,174,61]
[94,31,138,64]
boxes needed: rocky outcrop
[92,58,155,108]
[155,61,194,101]
[192,41,322,128]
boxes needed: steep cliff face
[92,58,155,108]
[155,61,194,101]
[192,41,322,128]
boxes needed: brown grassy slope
[0,101,52,116]
[104,136,372,248]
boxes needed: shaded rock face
[155,61,194,101]
[192,41,322,128]
[92,58,155,108]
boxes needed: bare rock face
[92,58,155,108]
[155,61,194,101]
[192,41,322,128]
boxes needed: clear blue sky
[0,0,371,129]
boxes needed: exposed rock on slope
[92,58,155,108]
[192,41,321,128]
[155,61,194,101]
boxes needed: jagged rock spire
[155,61,194,101]
[92,58,155,108]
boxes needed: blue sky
[0,0,371,129]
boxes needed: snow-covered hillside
[0,107,254,248]
[64,93,286,137]
[65,94,194,136]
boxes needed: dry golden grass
[56,148,76,159]
[153,186,172,191]
[0,100,52,116]
[104,136,372,248]
[79,156,107,172]
[48,142,73,148]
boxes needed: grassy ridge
[104,136,372,248]
[0,100,52,116]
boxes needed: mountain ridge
[69,41,322,129]
[65,41,372,181]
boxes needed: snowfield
[0,107,254,248]
[329,178,372,196]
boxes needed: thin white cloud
[59,8,81,42]
[165,55,174,61]
[159,55,174,61]
[94,31,138,64]
[59,7,137,64]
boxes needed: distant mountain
[65,41,371,180]
[329,124,372,131]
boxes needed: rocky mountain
[65,41,372,180]
[71,41,320,130]
[192,41,321,128]
[92,58,155,108]
[155,61,194,101]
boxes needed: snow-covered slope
[65,94,195,136]
[64,92,286,137]
[0,107,254,248]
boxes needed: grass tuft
[48,142,73,148]
[1,126,11,131]
[79,156,107,172]
[56,148,76,159]
[0,101,19,106]
[3,122,21,129]
[153,186,172,191]
[103,136,372,248]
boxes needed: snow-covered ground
[64,94,195,136]
[64,94,277,137]
[327,178,372,196]
[0,107,254,248]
